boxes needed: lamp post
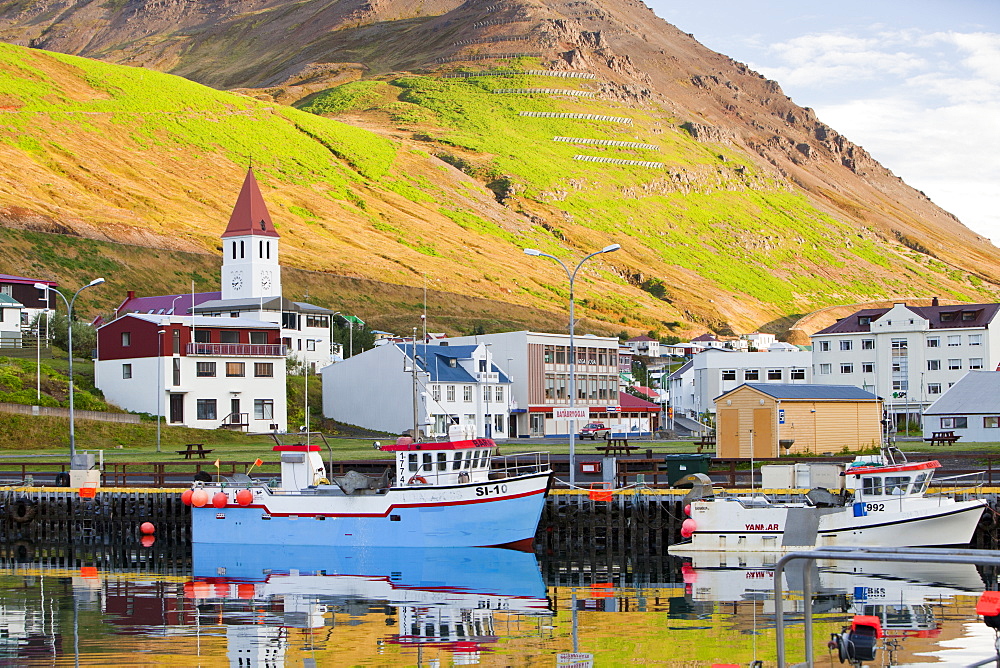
[34,278,105,459]
[156,328,165,453]
[523,244,620,486]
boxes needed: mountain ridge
[0,0,996,338]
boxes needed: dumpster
[661,453,712,486]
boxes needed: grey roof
[720,383,880,402]
[667,359,692,380]
[674,415,709,434]
[814,302,1000,335]
[193,296,334,314]
[110,313,279,329]
[924,371,1000,415]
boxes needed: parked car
[579,422,610,440]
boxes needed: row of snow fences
[442,70,597,79]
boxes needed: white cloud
[752,27,1000,241]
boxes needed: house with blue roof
[714,383,883,459]
[320,342,512,440]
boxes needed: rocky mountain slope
[0,0,995,337]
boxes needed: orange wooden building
[714,384,883,459]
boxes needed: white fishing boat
[182,425,552,549]
[669,447,986,553]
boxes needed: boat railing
[926,470,986,500]
[492,451,551,478]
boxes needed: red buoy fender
[181,490,193,506]
[408,475,428,485]
[235,489,253,506]
[212,492,228,508]
[191,489,208,507]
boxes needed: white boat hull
[670,496,987,553]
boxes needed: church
[111,168,337,372]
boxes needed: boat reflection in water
[680,551,989,665]
[188,543,552,665]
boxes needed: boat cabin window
[885,476,911,495]
[408,453,418,472]
[453,453,463,470]
[472,450,482,468]
[437,453,447,471]
[913,472,929,493]
[465,451,473,467]
[423,453,432,471]
[861,477,883,496]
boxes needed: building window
[544,346,554,364]
[254,399,274,420]
[196,362,216,377]
[122,364,132,379]
[948,359,962,370]
[483,385,491,402]
[892,380,908,391]
[858,315,871,326]
[446,385,455,402]
[463,386,472,402]
[555,347,566,364]
[767,369,782,380]
[254,363,273,377]
[721,369,736,381]
[306,339,316,351]
[970,358,984,370]
[840,363,853,374]
[862,362,874,373]
[940,416,967,429]
[744,369,759,381]
[226,362,245,377]
[927,360,940,371]
[947,335,961,347]
[839,340,852,351]
[985,417,1000,428]
[927,383,942,395]
[962,311,977,321]
[250,331,268,344]
[431,385,441,401]
[194,330,211,343]
[940,312,957,322]
[969,334,982,346]
[495,386,504,402]
[818,341,830,352]
[927,337,940,348]
[172,330,181,355]
[121,332,131,347]
[790,368,805,380]
[819,364,832,375]
[197,399,217,420]
[862,339,875,350]
[544,375,554,400]
[172,358,181,386]
[220,330,239,344]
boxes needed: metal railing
[186,343,285,357]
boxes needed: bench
[693,434,716,453]
[596,438,637,456]
[924,431,961,446]
[176,443,214,459]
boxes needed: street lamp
[156,328,165,453]
[523,244,620,486]
[34,278,105,458]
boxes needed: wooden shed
[714,384,883,459]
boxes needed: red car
[579,422,611,440]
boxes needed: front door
[509,415,519,438]
[230,398,241,424]
[530,413,544,437]
[718,408,739,458]
[169,394,184,424]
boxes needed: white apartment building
[445,331,646,438]
[811,301,1000,427]
[668,348,814,420]
[321,342,511,439]
[95,313,287,431]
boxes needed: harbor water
[0,540,998,665]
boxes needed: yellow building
[714,384,883,459]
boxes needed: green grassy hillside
[1,44,996,338]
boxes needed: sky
[646,1,1000,244]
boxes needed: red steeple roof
[221,168,279,238]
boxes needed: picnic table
[176,443,214,459]
[693,433,716,453]
[924,431,961,446]
[596,437,638,456]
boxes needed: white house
[322,342,511,439]
[444,331,629,438]
[625,335,660,358]
[0,294,23,348]
[922,371,1000,443]
[95,313,287,431]
[667,348,814,420]
[811,300,1000,428]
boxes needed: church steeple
[220,168,282,301]
[222,168,280,238]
